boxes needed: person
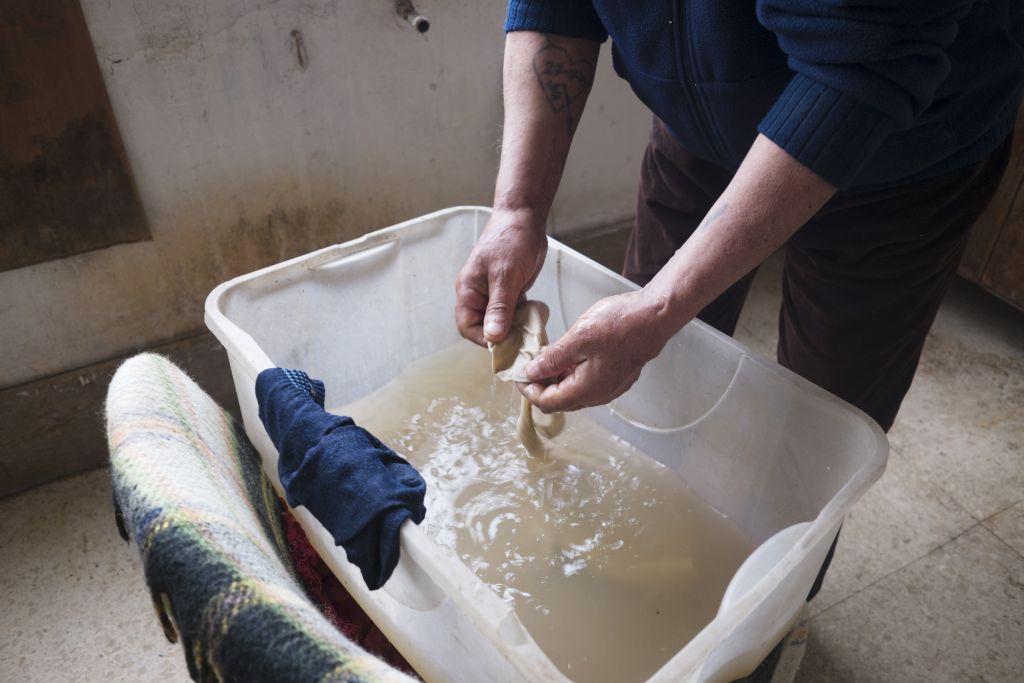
[453,1,1023,599]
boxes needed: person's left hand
[518,290,681,413]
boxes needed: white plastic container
[205,207,888,682]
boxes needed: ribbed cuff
[505,0,608,43]
[256,367,349,470]
[758,74,898,190]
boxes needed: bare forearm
[646,134,837,334]
[519,136,835,412]
[493,32,600,221]
[455,32,599,346]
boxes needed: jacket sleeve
[505,0,608,42]
[756,0,974,189]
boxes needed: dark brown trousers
[626,117,1012,432]
[625,117,1011,600]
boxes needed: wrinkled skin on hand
[455,210,548,347]
[518,290,677,413]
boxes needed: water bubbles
[337,344,755,683]
[561,559,586,578]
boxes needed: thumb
[527,335,582,382]
[483,272,516,343]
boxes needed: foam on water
[337,342,754,682]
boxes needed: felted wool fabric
[106,353,415,683]
[488,300,566,457]
[255,368,427,591]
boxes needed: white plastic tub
[205,206,888,682]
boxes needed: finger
[518,366,590,414]
[455,280,488,347]
[456,313,486,346]
[526,335,584,382]
[483,270,517,343]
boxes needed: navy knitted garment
[255,368,427,591]
[505,0,1024,191]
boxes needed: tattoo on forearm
[531,34,594,134]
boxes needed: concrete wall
[0,0,648,389]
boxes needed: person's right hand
[455,210,548,347]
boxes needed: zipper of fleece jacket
[674,1,727,163]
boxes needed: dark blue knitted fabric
[505,0,608,42]
[505,0,1024,191]
[255,368,426,591]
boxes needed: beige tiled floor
[734,253,1024,683]
[1,236,1022,682]
[0,470,188,681]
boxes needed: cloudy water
[336,342,754,682]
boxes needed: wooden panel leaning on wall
[0,332,240,499]
[0,0,149,272]
[959,106,1024,311]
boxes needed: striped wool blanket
[106,353,414,683]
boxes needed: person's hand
[455,210,548,346]
[518,289,681,412]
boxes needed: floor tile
[798,525,1024,683]
[809,444,976,616]
[932,280,1024,361]
[0,470,187,682]
[887,293,1024,520]
[985,502,1024,559]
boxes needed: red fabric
[280,506,419,678]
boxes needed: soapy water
[337,342,755,683]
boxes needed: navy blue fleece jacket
[506,1,1024,191]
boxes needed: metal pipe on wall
[395,0,429,33]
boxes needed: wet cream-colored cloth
[488,301,566,456]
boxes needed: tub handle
[382,556,447,611]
